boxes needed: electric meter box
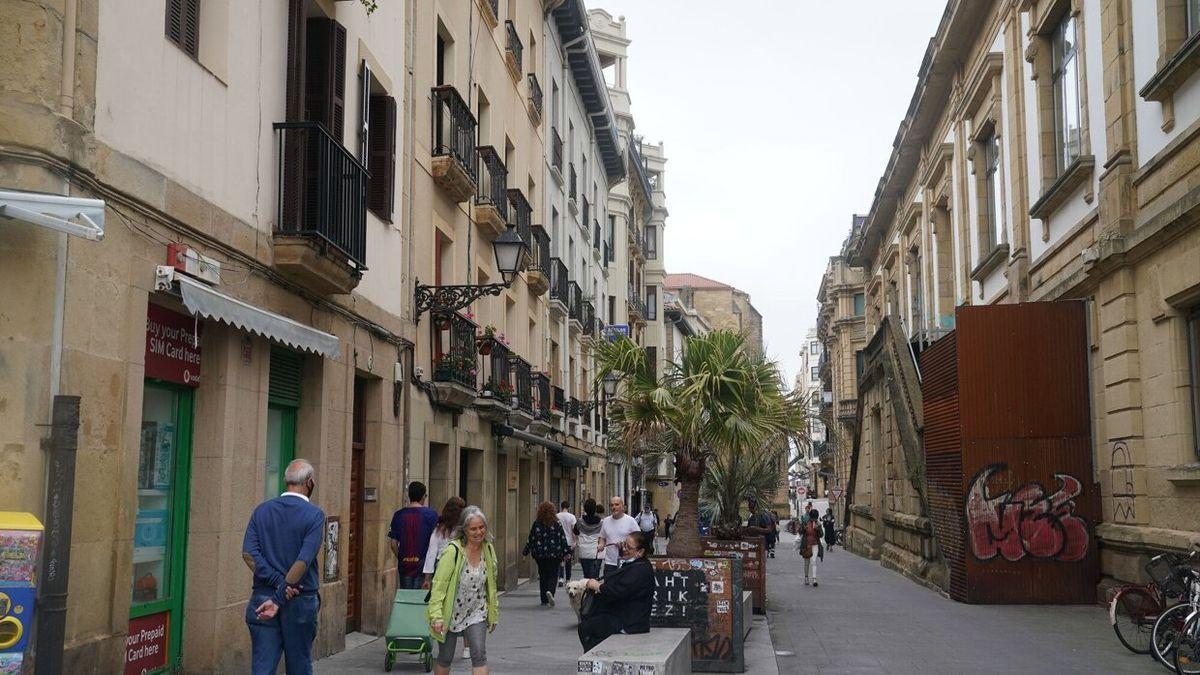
[0,512,43,662]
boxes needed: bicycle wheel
[1153,604,1192,670]
[1111,586,1160,654]
[1176,613,1200,675]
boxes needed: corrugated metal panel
[955,302,1099,604]
[920,332,966,602]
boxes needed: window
[855,351,865,384]
[361,62,397,221]
[810,366,820,381]
[1191,0,1200,37]
[165,0,200,57]
[1052,13,1082,174]
[983,132,1003,249]
[645,225,658,260]
[809,342,819,355]
[853,293,865,317]
[1189,310,1200,459]
[646,286,658,321]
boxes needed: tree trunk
[666,474,702,557]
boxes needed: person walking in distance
[423,497,467,588]
[388,482,439,590]
[798,509,823,586]
[597,496,640,577]
[242,459,325,675]
[573,498,604,580]
[556,501,578,587]
[635,504,657,537]
[523,500,570,606]
[427,506,499,674]
[577,531,655,652]
[821,507,837,551]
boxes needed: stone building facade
[818,0,1200,595]
[0,0,664,671]
[664,273,764,356]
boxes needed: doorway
[346,378,367,632]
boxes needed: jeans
[560,555,573,583]
[578,612,624,652]
[246,592,320,675]
[579,558,602,580]
[803,546,819,582]
[435,620,487,668]
[397,573,423,590]
[536,557,560,601]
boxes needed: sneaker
[545,591,556,607]
[463,648,471,659]
[804,580,810,586]
[812,581,819,587]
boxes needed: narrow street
[768,527,1153,673]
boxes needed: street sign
[829,487,844,501]
[796,486,807,497]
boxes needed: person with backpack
[573,498,604,580]
[523,500,570,606]
[796,509,823,586]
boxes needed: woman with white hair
[427,506,499,674]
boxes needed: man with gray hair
[242,459,325,674]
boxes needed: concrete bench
[578,629,691,675]
[743,590,753,638]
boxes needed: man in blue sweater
[242,459,326,675]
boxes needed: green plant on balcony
[482,376,515,401]
[434,353,477,383]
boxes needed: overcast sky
[593,1,947,384]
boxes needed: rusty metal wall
[955,301,1100,604]
[920,332,967,602]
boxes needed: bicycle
[1110,550,1192,654]
[1172,562,1200,675]
[1149,547,1200,671]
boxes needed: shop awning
[157,266,340,358]
[492,424,590,468]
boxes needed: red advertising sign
[145,304,201,387]
[125,611,169,675]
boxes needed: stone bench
[578,628,691,675]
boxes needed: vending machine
[0,512,43,674]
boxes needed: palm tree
[594,330,807,557]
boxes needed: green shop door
[266,347,303,498]
[129,381,193,674]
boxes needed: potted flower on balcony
[434,353,476,382]
[481,377,515,401]
[477,325,498,355]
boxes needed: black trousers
[535,557,559,602]
[578,612,624,652]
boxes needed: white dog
[565,579,590,620]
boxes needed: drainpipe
[401,0,417,485]
[49,0,78,419]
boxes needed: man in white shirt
[597,496,640,577]
[635,505,657,534]
[556,500,577,587]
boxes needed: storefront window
[133,384,191,608]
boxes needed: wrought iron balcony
[527,73,543,122]
[551,128,563,174]
[431,86,478,202]
[552,385,566,415]
[629,225,645,260]
[568,281,584,324]
[507,188,533,268]
[628,135,654,203]
[479,0,499,27]
[603,241,610,267]
[526,225,551,296]
[513,357,533,413]
[627,287,647,321]
[480,339,512,401]
[274,121,368,293]
[568,163,577,203]
[505,20,523,77]
[568,396,581,418]
[581,300,595,337]
[475,145,508,238]
[549,257,569,305]
[593,220,601,250]
[534,372,551,420]
[432,312,478,389]
[582,197,590,232]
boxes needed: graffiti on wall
[965,463,1090,562]
[1110,441,1136,522]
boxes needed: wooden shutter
[285,0,307,121]
[305,17,348,140]
[165,0,200,58]
[359,60,372,162]
[269,347,304,407]
[367,94,397,220]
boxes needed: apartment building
[664,273,765,356]
[795,327,827,500]
[820,0,1200,599]
[0,0,648,670]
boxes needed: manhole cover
[774,651,795,657]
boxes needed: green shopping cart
[383,589,433,672]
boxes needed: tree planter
[701,537,766,614]
[649,557,746,672]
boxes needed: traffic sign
[829,487,844,501]
[796,486,808,497]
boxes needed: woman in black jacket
[523,500,569,606]
[577,530,655,651]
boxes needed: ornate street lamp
[414,225,526,322]
[601,371,620,398]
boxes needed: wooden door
[346,379,366,631]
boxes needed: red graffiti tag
[965,463,1090,562]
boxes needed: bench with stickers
[577,628,691,675]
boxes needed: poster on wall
[145,304,202,387]
[324,517,339,582]
[124,611,169,675]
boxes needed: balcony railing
[527,73,543,119]
[552,385,566,414]
[476,146,508,221]
[568,396,581,419]
[568,163,577,202]
[550,258,569,303]
[482,340,512,401]
[603,241,610,267]
[593,220,601,250]
[582,198,590,231]
[432,312,478,388]
[628,135,654,202]
[581,300,595,336]
[568,281,583,323]
[505,20,523,73]
[534,372,551,419]
[529,225,551,278]
[551,128,563,173]
[485,0,499,17]
[275,121,368,270]
[507,188,533,255]
[513,357,533,413]
[431,85,478,183]
[629,226,645,259]
[628,288,647,318]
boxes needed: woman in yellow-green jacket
[427,505,499,674]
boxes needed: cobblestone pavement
[768,526,1156,674]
